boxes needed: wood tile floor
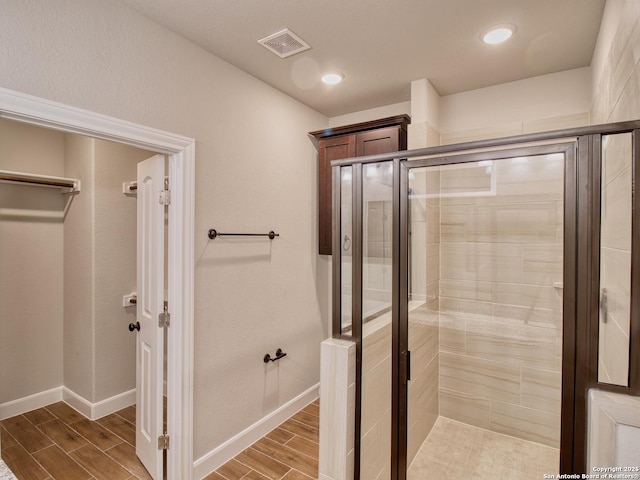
[1,402,151,480]
[204,399,319,480]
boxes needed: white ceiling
[117,0,606,118]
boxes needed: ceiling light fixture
[321,73,344,85]
[481,24,515,45]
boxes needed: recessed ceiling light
[481,24,515,45]
[321,73,344,85]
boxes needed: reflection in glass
[341,166,353,336]
[598,133,632,386]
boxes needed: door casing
[0,86,195,480]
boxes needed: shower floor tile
[409,416,559,480]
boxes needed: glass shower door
[404,145,574,479]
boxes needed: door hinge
[159,189,171,206]
[158,433,170,450]
[159,302,170,328]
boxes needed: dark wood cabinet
[310,115,410,255]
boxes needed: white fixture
[481,24,515,44]
[257,28,311,58]
[321,72,344,85]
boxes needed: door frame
[0,86,195,480]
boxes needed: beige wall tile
[407,385,438,464]
[360,409,391,480]
[362,320,392,371]
[490,401,560,448]
[521,368,562,415]
[601,164,632,252]
[361,353,392,435]
[439,313,466,354]
[408,318,438,380]
[522,244,564,286]
[598,316,630,386]
[440,242,523,283]
[439,389,491,430]
[440,353,520,404]
[465,327,557,371]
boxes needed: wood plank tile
[278,419,318,443]
[1,444,50,480]
[202,472,227,480]
[1,415,53,453]
[251,438,317,478]
[1,426,19,449]
[46,402,84,425]
[115,405,136,424]
[282,469,314,480]
[234,447,290,480]
[241,470,270,480]
[284,436,318,460]
[69,418,121,451]
[98,413,135,446]
[70,444,131,480]
[265,427,295,445]
[38,418,89,453]
[32,445,92,480]
[104,442,152,480]
[300,403,319,418]
[24,407,56,426]
[214,458,251,479]
[290,411,319,430]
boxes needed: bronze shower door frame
[331,120,640,479]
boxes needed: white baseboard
[63,387,136,420]
[0,387,63,421]
[0,387,135,421]
[194,383,319,480]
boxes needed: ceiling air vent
[258,29,311,58]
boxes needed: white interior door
[136,154,165,479]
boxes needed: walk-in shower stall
[329,120,640,479]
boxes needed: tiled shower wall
[437,156,564,448]
[591,0,640,387]
[598,133,632,385]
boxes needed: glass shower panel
[341,166,353,336]
[407,153,565,477]
[360,161,393,480]
[406,166,440,465]
[598,133,633,386]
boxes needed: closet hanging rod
[0,169,80,192]
[208,229,279,240]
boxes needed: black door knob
[128,322,140,332]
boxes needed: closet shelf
[0,169,80,193]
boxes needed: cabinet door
[319,135,356,255]
[356,126,402,156]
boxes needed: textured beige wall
[0,119,65,403]
[63,133,96,400]
[439,67,592,142]
[0,0,328,459]
[93,140,152,401]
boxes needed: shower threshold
[408,417,559,479]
